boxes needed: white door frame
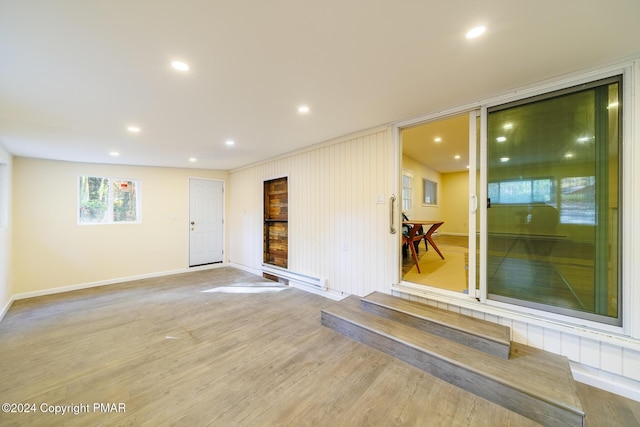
[393,108,480,299]
[188,177,225,267]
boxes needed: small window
[560,176,595,225]
[488,178,555,205]
[78,176,141,224]
[402,171,413,211]
[423,179,438,205]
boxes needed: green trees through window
[79,176,140,224]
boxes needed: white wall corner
[0,295,14,323]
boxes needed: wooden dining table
[402,220,445,273]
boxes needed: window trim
[77,175,142,225]
[422,178,438,206]
[401,169,413,213]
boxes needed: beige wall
[12,157,228,294]
[0,144,12,314]
[402,154,469,236]
[401,154,442,222]
[441,171,469,235]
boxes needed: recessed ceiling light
[454,155,461,160]
[298,105,310,114]
[466,165,470,169]
[500,157,510,162]
[434,137,442,143]
[127,126,141,133]
[189,157,197,162]
[110,151,119,157]
[466,26,486,39]
[171,60,190,71]
[496,136,507,142]
[225,140,235,146]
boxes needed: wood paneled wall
[229,128,396,296]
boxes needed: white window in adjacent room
[78,176,141,224]
[401,171,413,212]
[423,179,438,206]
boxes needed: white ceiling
[1,1,639,171]
[402,113,470,173]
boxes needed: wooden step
[361,291,511,359]
[321,296,585,427]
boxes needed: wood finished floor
[1,267,639,426]
[401,235,468,291]
[403,235,609,315]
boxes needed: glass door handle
[389,194,397,234]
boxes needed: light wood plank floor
[1,268,638,426]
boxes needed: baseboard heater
[261,264,327,290]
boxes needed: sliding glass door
[485,76,622,325]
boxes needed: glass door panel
[485,76,621,325]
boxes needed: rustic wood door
[264,177,288,268]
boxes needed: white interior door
[189,179,223,266]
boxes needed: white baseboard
[0,295,14,323]
[12,263,229,301]
[228,262,262,276]
[229,262,348,301]
[288,281,348,301]
[571,362,640,402]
